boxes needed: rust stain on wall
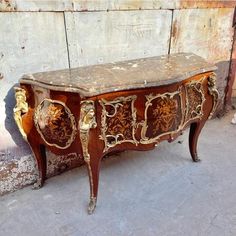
[75,1,236,11]
[225,8,236,104]
[226,43,236,103]
[171,19,179,46]
[0,0,235,12]
[179,0,236,9]
[0,0,15,11]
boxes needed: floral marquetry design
[152,98,178,134]
[184,79,206,123]
[140,91,183,144]
[34,99,77,149]
[99,96,138,152]
[106,102,133,139]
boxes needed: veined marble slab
[20,53,217,97]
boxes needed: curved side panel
[99,95,138,152]
[140,89,184,144]
[34,99,77,149]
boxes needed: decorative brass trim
[88,196,97,215]
[79,100,97,213]
[208,73,219,119]
[79,100,97,162]
[99,95,138,152]
[183,77,206,126]
[13,87,29,140]
[34,98,77,149]
[140,90,184,144]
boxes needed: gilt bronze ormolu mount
[14,53,218,214]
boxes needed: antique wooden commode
[14,53,218,214]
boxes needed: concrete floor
[0,110,236,236]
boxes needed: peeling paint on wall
[46,151,84,178]
[0,150,85,196]
[0,154,37,195]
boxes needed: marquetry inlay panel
[34,99,77,149]
[184,79,206,123]
[140,90,183,144]
[99,96,138,152]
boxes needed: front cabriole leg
[189,121,206,162]
[79,100,99,214]
[189,73,219,163]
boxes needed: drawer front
[140,89,183,144]
[98,75,208,152]
[99,95,138,152]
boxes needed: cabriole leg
[85,156,102,214]
[189,121,206,162]
[79,100,98,214]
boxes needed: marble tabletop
[20,53,217,97]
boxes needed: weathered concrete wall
[65,10,172,67]
[0,0,235,195]
[0,12,71,195]
[0,12,69,151]
[1,0,236,11]
[170,8,235,111]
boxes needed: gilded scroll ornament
[79,100,97,214]
[34,99,77,149]
[99,95,138,152]
[208,73,219,119]
[13,87,29,140]
[140,90,183,144]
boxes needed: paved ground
[0,110,236,236]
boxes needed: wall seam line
[63,12,71,69]
[168,9,174,55]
